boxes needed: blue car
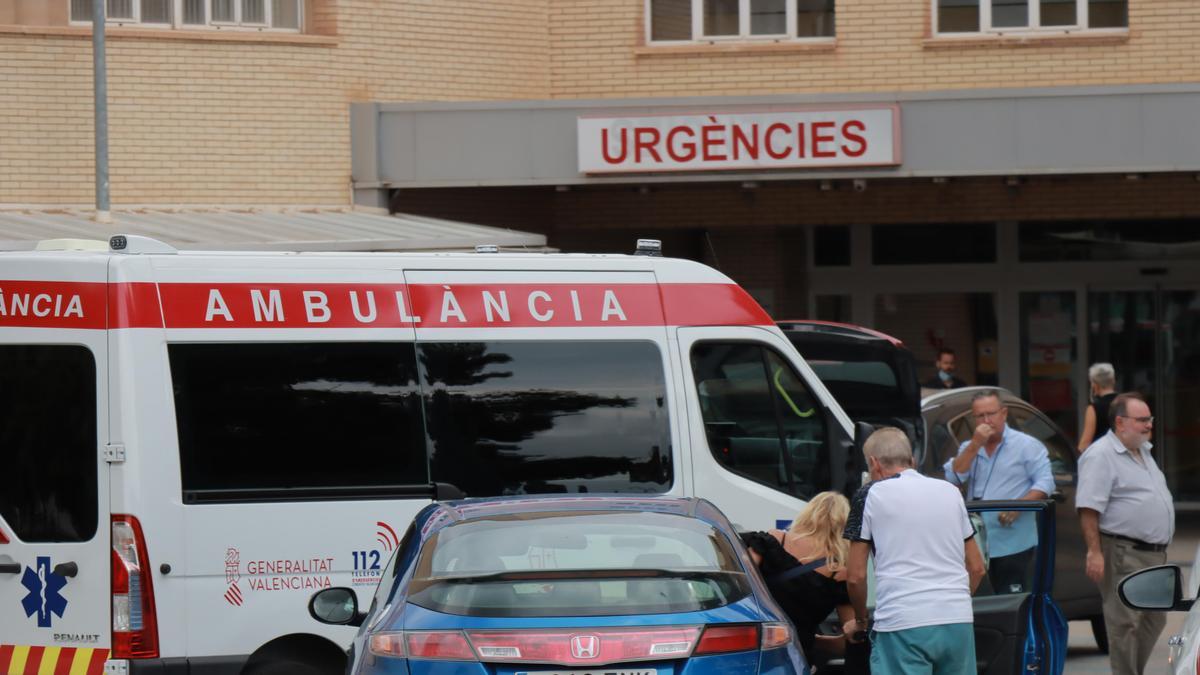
[308,495,808,675]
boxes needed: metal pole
[92,0,112,224]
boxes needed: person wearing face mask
[922,348,968,389]
[1077,392,1175,675]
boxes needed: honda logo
[570,635,600,659]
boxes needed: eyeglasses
[1119,415,1154,425]
[974,409,1005,420]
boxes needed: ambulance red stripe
[51,647,75,675]
[22,646,43,674]
[84,649,108,675]
[0,644,13,673]
[108,281,164,329]
[0,281,105,329]
[0,281,773,329]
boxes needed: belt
[1101,532,1168,552]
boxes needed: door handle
[0,563,20,575]
[1168,634,1184,647]
[53,561,78,578]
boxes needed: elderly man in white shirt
[1077,392,1175,675]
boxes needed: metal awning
[0,207,549,252]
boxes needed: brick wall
[0,0,551,205]
[3,1,1200,205]
[549,0,1200,98]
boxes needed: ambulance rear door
[0,253,112,672]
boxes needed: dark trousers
[988,547,1035,594]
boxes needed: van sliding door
[402,269,680,499]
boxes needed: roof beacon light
[634,239,662,257]
[109,234,178,255]
[475,244,500,254]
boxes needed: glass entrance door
[1087,288,1200,500]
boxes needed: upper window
[648,0,834,43]
[170,342,428,503]
[70,0,302,30]
[935,0,1127,34]
[0,345,98,542]
[872,223,997,265]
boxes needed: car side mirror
[1118,565,1194,612]
[309,587,365,627]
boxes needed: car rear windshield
[790,339,919,415]
[406,511,751,617]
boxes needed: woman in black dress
[1078,362,1117,453]
[741,491,867,674]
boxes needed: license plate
[518,670,658,675]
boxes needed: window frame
[68,0,303,32]
[932,0,1128,36]
[646,0,835,45]
[689,340,830,500]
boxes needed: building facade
[3,0,1200,499]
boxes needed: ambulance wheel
[1091,615,1109,654]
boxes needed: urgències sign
[577,106,900,174]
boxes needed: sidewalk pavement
[1065,514,1200,674]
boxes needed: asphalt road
[1064,517,1197,674]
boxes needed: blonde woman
[741,492,866,674]
[1078,363,1117,453]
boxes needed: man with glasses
[943,390,1054,595]
[1077,392,1174,675]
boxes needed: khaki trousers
[1100,535,1168,675]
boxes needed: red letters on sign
[841,120,868,157]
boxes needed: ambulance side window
[417,341,671,497]
[0,345,98,542]
[690,342,828,500]
[170,342,428,503]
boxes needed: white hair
[1088,363,1116,389]
[863,427,913,469]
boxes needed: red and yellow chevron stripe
[0,645,108,675]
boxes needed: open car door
[967,499,1068,675]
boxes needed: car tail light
[694,625,760,655]
[369,633,407,658]
[760,623,791,649]
[466,627,703,665]
[369,631,478,660]
[111,515,159,658]
[407,631,477,660]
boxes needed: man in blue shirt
[944,390,1055,594]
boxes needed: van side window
[0,345,97,541]
[170,343,427,503]
[690,343,828,499]
[417,341,671,497]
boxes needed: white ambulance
[0,236,864,675]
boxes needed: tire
[1091,615,1110,654]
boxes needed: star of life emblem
[21,556,68,627]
